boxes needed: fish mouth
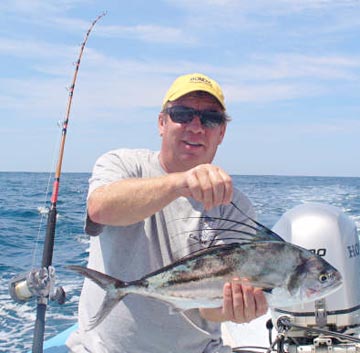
[306,279,343,299]
[305,288,318,298]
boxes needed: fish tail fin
[68,265,128,330]
[86,291,126,330]
[68,265,127,290]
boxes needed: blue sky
[1,0,359,176]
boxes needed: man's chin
[179,155,212,170]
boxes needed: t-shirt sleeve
[88,149,142,196]
[85,149,145,236]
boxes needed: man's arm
[88,163,233,226]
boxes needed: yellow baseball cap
[162,73,225,110]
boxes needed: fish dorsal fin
[230,201,284,241]
[179,242,237,260]
[173,202,284,248]
[185,217,279,243]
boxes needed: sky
[1,0,360,177]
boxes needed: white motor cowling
[271,202,360,336]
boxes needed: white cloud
[97,24,195,44]
[297,119,360,134]
[0,37,75,62]
[166,0,360,34]
[224,82,323,103]
[1,37,359,122]
[0,0,90,16]
[168,0,360,13]
[1,1,359,123]
[264,0,360,13]
[234,54,360,81]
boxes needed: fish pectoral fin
[86,291,127,331]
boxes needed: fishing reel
[9,266,65,305]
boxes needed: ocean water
[0,172,359,352]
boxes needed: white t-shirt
[67,149,255,353]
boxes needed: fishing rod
[9,12,106,353]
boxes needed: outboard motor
[270,203,360,353]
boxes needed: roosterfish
[69,202,342,330]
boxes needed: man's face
[158,92,227,173]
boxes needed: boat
[33,318,271,352]
[28,325,78,353]
[34,318,271,352]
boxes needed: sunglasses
[163,106,226,128]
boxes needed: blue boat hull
[27,324,77,353]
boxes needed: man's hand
[199,280,268,323]
[179,164,233,210]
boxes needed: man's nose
[186,115,204,132]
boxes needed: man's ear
[217,123,227,145]
[158,113,165,136]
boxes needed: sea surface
[0,172,359,352]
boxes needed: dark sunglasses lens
[167,108,194,123]
[201,112,225,127]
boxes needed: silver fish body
[69,240,342,329]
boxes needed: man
[67,73,268,353]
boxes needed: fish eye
[319,274,329,283]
